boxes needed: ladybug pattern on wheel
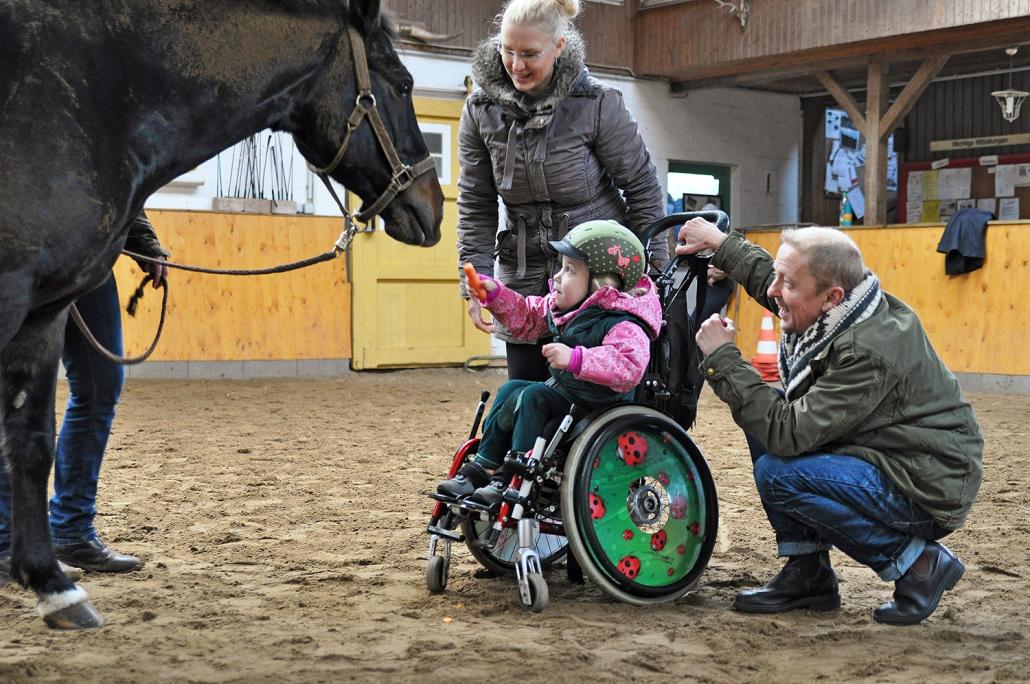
[617,431,648,466]
[575,417,711,589]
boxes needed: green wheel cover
[561,405,718,603]
[581,422,708,587]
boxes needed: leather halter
[310,26,436,225]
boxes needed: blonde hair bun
[501,0,581,40]
[555,0,582,19]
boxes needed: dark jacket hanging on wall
[936,207,994,275]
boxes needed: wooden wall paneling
[636,0,1030,81]
[115,211,350,362]
[730,223,1030,378]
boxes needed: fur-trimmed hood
[470,28,587,119]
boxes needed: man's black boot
[437,461,491,498]
[873,542,964,626]
[733,550,841,613]
[54,538,142,573]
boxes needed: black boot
[437,461,490,498]
[53,538,142,573]
[733,550,840,613]
[873,542,964,626]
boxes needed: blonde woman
[458,0,666,381]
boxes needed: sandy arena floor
[0,369,1027,682]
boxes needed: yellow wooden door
[350,96,491,369]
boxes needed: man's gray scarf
[470,28,587,121]
[778,272,883,399]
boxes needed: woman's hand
[466,297,496,334]
[695,314,736,356]
[542,343,572,370]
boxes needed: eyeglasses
[496,44,552,64]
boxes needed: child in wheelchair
[438,219,662,507]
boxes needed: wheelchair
[425,211,727,611]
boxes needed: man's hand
[695,314,736,356]
[466,297,496,334]
[675,217,727,257]
[140,256,169,288]
[707,265,728,287]
[542,342,572,370]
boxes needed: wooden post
[865,60,889,226]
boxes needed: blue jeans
[474,380,574,470]
[0,275,125,555]
[749,440,951,581]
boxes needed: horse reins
[70,26,436,365]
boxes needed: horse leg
[2,307,103,629]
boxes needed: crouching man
[676,221,983,625]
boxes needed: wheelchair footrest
[426,525,464,542]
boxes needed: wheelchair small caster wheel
[519,573,548,613]
[426,555,448,594]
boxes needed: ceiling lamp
[991,47,1029,123]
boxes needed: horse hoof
[42,600,104,630]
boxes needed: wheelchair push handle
[642,210,730,252]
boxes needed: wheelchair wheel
[560,405,718,605]
[426,555,448,594]
[461,511,568,576]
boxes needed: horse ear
[349,0,381,34]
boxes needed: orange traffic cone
[751,309,781,382]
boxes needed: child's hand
[542,343,572,370]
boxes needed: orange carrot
[462,262,487,301]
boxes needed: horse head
[291,0,443,246]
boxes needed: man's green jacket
[704,232,983,530]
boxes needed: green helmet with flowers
[549,219,647,290]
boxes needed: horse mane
[272,0,396,36]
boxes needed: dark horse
[0,0,443,628]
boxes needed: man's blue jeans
[748,435,951,581]
[0,275,125,556]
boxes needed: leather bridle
[310,26,436,226]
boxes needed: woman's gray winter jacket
[456,31,665,342]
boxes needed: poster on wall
[824,108,898,198]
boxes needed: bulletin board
[899,152,1030,223]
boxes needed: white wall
[598,76,801,228]
[146,48,802,232]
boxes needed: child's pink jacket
[484,276,662,393]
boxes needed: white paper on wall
[848,186,865,220]
[906,201,923,223]
[938,168,971,200]
[998,197,1020,220]
[995,165,1018,197]
[976,198,997,214]
[907,172,924,202]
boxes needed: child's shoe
[468,475,509,508]
[437,462,490,498]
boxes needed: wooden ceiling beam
[815,70,866,131]
[652,17,1030,84]
[878,54,949,138]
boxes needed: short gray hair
[781,227,866,291]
